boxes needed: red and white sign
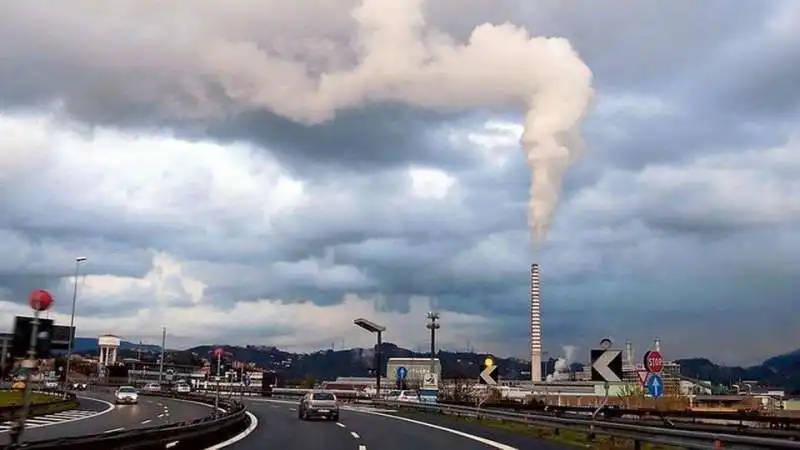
[644,350,664,373]
[636,370,649,386]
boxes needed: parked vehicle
[71,382,88,391]
[142,383,161,392]
[298,391,339,421]
[174,383,191,394]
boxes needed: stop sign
[644,350,664,373]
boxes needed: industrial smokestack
[530,263,542,383]
[625,340,633,368]
[654,337,661,352]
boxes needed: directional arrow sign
[479,356,498,385]
[590,349,623,383]
[646,373,664,398]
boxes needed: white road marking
[141,419,152,424]
[350,432,360,439]
[336,422,346,428]
[158,414,165,418]
[347,409,518,450]
[166,441,179,448]
[0,397,115,434]
[358,446,367,450]
[203,411,259,450]
[104,427,125,433]
[289,407,297,411]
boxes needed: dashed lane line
[350,432,360,439]
[336,422,346,428]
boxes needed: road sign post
[643,350,664,374]
[646,373,664,399]
[590,349,623,383]
[396,366,408,389]
[479,356,498,385]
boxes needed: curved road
[1,393,214,445]
[228,399,569,450]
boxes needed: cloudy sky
[0,0,797,366]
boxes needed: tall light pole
[64,256,87,387]
[426,311,440,375]
[354,318,386,398]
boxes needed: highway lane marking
[350,431,360,439]
[289,407,297,411]
[166,441,179,448]
[347,410,518,450]
[203,411,259,450]
[0,399,115,434]
[104,427,125,433]
[336,422,346,428]
[158,414,165,418]
[141,419,152,424]
[358,446,366,450]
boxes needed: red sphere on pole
[28,289,54,311]
[214,348,224,357]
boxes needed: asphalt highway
[228,399,570,450]
[0,392,215,445]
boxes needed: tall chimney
[625,340,633,368]
[530,263,542,383]
[654,337,661,353]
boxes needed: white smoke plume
[562,344,577,363]
[2,0,593,239]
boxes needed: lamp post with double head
[354,318,386,399]
[426,311,440,375]
[64,256,87,388]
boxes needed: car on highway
[174,382,191,394]
[71,382,88,391]
[142,383,161,392]
[115,386,139,404]
[42,379,59,390]
[386,390,420,403]
[298,391,339,421]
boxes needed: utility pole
[158,327,166,385]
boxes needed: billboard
[51,325,74,351]
[12,316,53,358]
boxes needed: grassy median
[396,409,682,450]
[0,391,77,419]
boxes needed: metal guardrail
[379,400,800,449]
[8,392,250,450]
[0,391,77,422]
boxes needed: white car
[142,383,161,392]
[43,380,59,390]
[387,390,420,403]
[115,386,139,404]
[174,383,191,394]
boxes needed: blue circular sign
[396,366,408,380]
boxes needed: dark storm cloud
[208,106,475,176]
[0,0,798,362]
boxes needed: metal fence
[378,400,800,449]
[7,392,250,450]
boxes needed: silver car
[115,386,139,404]
[298,391,339,421]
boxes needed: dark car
[298,391,339,421]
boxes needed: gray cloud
[0,0,797,365]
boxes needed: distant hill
[678,349,800,391]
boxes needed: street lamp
[64,256,87,387]
[354,318,386,398]
[425,311,440,374]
